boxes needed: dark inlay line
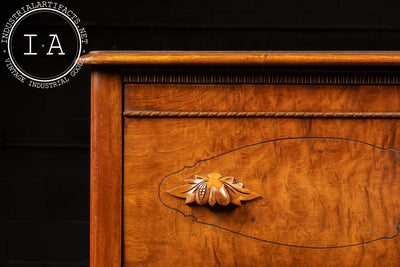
[158,136,400,249]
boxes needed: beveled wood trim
[123,110,400,118]
[91,69,122,267]
[80,51,400,66]
[123,68,400,84]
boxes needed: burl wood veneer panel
[124,84,400,113]
[123,117,400,266]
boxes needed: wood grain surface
[123,117,400,266]
[161,137,400,248]
[124,84,400,113]
[91,70,122,267]
[80,51,400,66]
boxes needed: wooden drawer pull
[167,172,260,206]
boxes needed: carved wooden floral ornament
[167,172,261,206]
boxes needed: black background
[1,0,400,266]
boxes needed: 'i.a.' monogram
[23,34,65,55]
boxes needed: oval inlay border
[158,137,400,249]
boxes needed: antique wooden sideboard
[81,51,400,266]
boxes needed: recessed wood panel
[124,84,400,113]
[161,137,400,248]
[123,117,400,266]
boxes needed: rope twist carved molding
[124,111,400,118]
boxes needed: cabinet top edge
[79,51,400,66]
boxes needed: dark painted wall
[1,0,400,266]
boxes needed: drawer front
[123,83,400,266]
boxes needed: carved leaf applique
[167,172,261,206]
